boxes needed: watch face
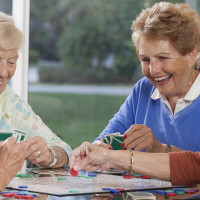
[165,145,172,153]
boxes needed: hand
[93,140,112,150]
[25,136,53,167]
[70,142,111,172]
[0,137,26,191]
[122,124,164,152]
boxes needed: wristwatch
[48,146,58,167]
[165,144,172,153]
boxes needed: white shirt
[151,73,200,114]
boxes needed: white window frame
[11,0,30,102]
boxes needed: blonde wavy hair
[0,12,23,51]
[131,2,200,58]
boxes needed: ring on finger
[36,150,41,158]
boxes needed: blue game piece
[110,189,120,194]
[88,173,97,177]
[173,188,185,192]
[155,190,166,195]
[18,186,28,189]
[102,188,111,191]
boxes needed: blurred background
[0,0,197,149]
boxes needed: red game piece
[24,195,34,199]
[123,175,134,179]
[185,190,195,194]
[141,175,151,179]
[70,168,79,177]
[166,192,176,197]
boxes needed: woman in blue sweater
[94,2,200,153]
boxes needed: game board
[6,169,178,197]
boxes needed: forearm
[108,150,170,181]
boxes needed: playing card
[0,131,13,141]
[13,129,28,142]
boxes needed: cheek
[141,64,149,76]
[8,66,16,78]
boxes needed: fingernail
[122,135,127,139]
[120,143,125,147]
[109,146,112,150]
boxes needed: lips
[155,75,171,83]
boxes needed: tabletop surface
[1,168,199,200]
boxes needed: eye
[158,56,168,60]
[141,57,150,63]
[8,59,16,65]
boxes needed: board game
[6,168,177,197]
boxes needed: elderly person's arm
[70,142,170,181]
[0,138,26,192]
[2,87,72,168]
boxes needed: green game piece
[58,177,67,180]
[69,190,79,193]
[77,175,85,177]
[176,191,185,195]
[16,174,28,178]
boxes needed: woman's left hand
[123,124,164,152]
[25,136,53,167]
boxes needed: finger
[123,126,148,148]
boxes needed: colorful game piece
[102,188,111,191]
[141,175,151,179]
[24,195,34,199]
[58,177,67,180]
[18,186,28,189]
[176,190,185,195]
[155,190,166,195]
[123,175,134,179]
[185,190,195,194]
[70,168,78,177]
[69,190,79,193]
[166,192,176,197]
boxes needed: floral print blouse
[0,86,72,160]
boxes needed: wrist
[48,147,58,168]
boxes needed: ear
[187,46,197,68]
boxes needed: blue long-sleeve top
[94,77,200,152]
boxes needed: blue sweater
[95,77,200,152]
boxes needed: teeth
[155,75,170,81]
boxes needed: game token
[185,190,195,194]
[141,175,151,179]
[70,168,78,177]
[155,190,166,195]
[123,175,134,179]
[58,177,67,180]
[16,174,28,178]
[102,188,111,191]
[69,190,79,193]
[18,186,28,189]
[15,195,24,199]
[176,190,185,195]
[166,192,176,197]
[24,195,34,199]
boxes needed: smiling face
[0,50,18,94]
[138,37,198,99]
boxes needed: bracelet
[48,146,58,168]
[165,144,172,153]
[128,150,134,174]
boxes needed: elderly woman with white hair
[0,12,71,171]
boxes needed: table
[1,168,199,200]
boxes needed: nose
[0,60,8,79]
[149,60,160,76]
